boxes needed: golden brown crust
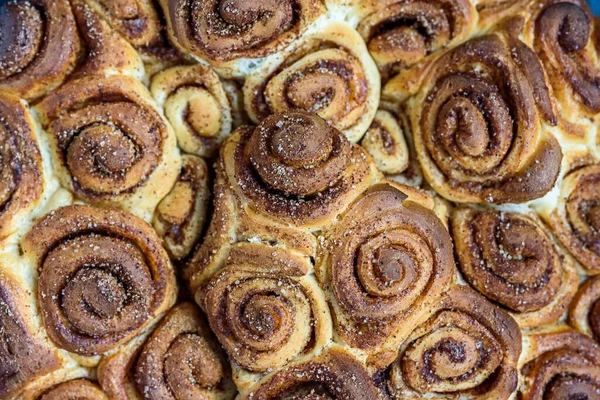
[160,0,325,75]
[570,275,600,342]
[83,0,180,64]
[0,93,44,243]
[360,110,409,175]
[527,0,600,118]
[358,0,477,81]
[151,64,238,158]
[545,165,600,273]
[519,326,600,400]
[387,286,521,399]
[0,272,62,399]
[154,155,211,262]
[38,379,109,400]
[452,206,579,328]
[35,75,180,219]
[244,23,380,143]
[0,0,80,100]
[134,302,236,399]
[70,0,146,81]
[201,242,331,386]
[317,183,454,359]
[226,112,376,227]
[410,30,562,203]
[21,205,177,357]
[475,0,530,29]
[240,346,383,400]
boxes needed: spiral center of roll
[443,98,490,157]
[83,125,136,174]
[65,268,127,320]
[286,74,340,113]
[186,93,222,138]
[544,374,600,400]
[242,294,284,337]
[374,246,414,285]
[0,2,43,80]
[248,112,350,196]
[270,121,332,167]
[495,221,547,284]
[555,4,590,53]
[165,334,223,389]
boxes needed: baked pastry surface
[1,1,599,399]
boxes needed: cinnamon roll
[160,0,326,77]
[452,207,579,328]
[70,0,145,81]
[0,93,45,243]
[151,64,237,158]
[361,110,410,175]
[519,326,600,400]
[0,271,62,399]
[154,155,211,262]
[201,242,332,388]
[240,345,383,400]
[317,183,454,364]
[38,379,109,400]
[387,286,521,399]
[544,165,600,274]
[409,30,562,203]
[357,0,477,86]
[35,75,181,220]
[21,205,177,358]
[82,0,179,64]
[525,0,600,121]
[98,302,236,400]
[570,275,600,342]
[222,111,376,227]
[244,23,380,143]
[0,0,80,100]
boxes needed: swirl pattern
[361,110,409,174]
[39,379,109,400]
[35,75,180,219]
[529,0,600,116]
[0,272,61,399]
[201,243,331,384]
[546,165,600,273]
[357,0,476,82]
[160,0,325,75]
[226,111,375,227]
[244,23,380,142]
[104,302,236,400]
[0,93,44,242]
[387,286,521,399]
[319,183,454,362]
[151,64,237,158]
[570,275,600,342]
[519,327,600,400]
[452,207,579,327]
[0,0,80,100]
[22,205,177,357]
[240,346,382,400]
[84,0,163,49]
[410,31,562,203]
[154,155,211,262]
